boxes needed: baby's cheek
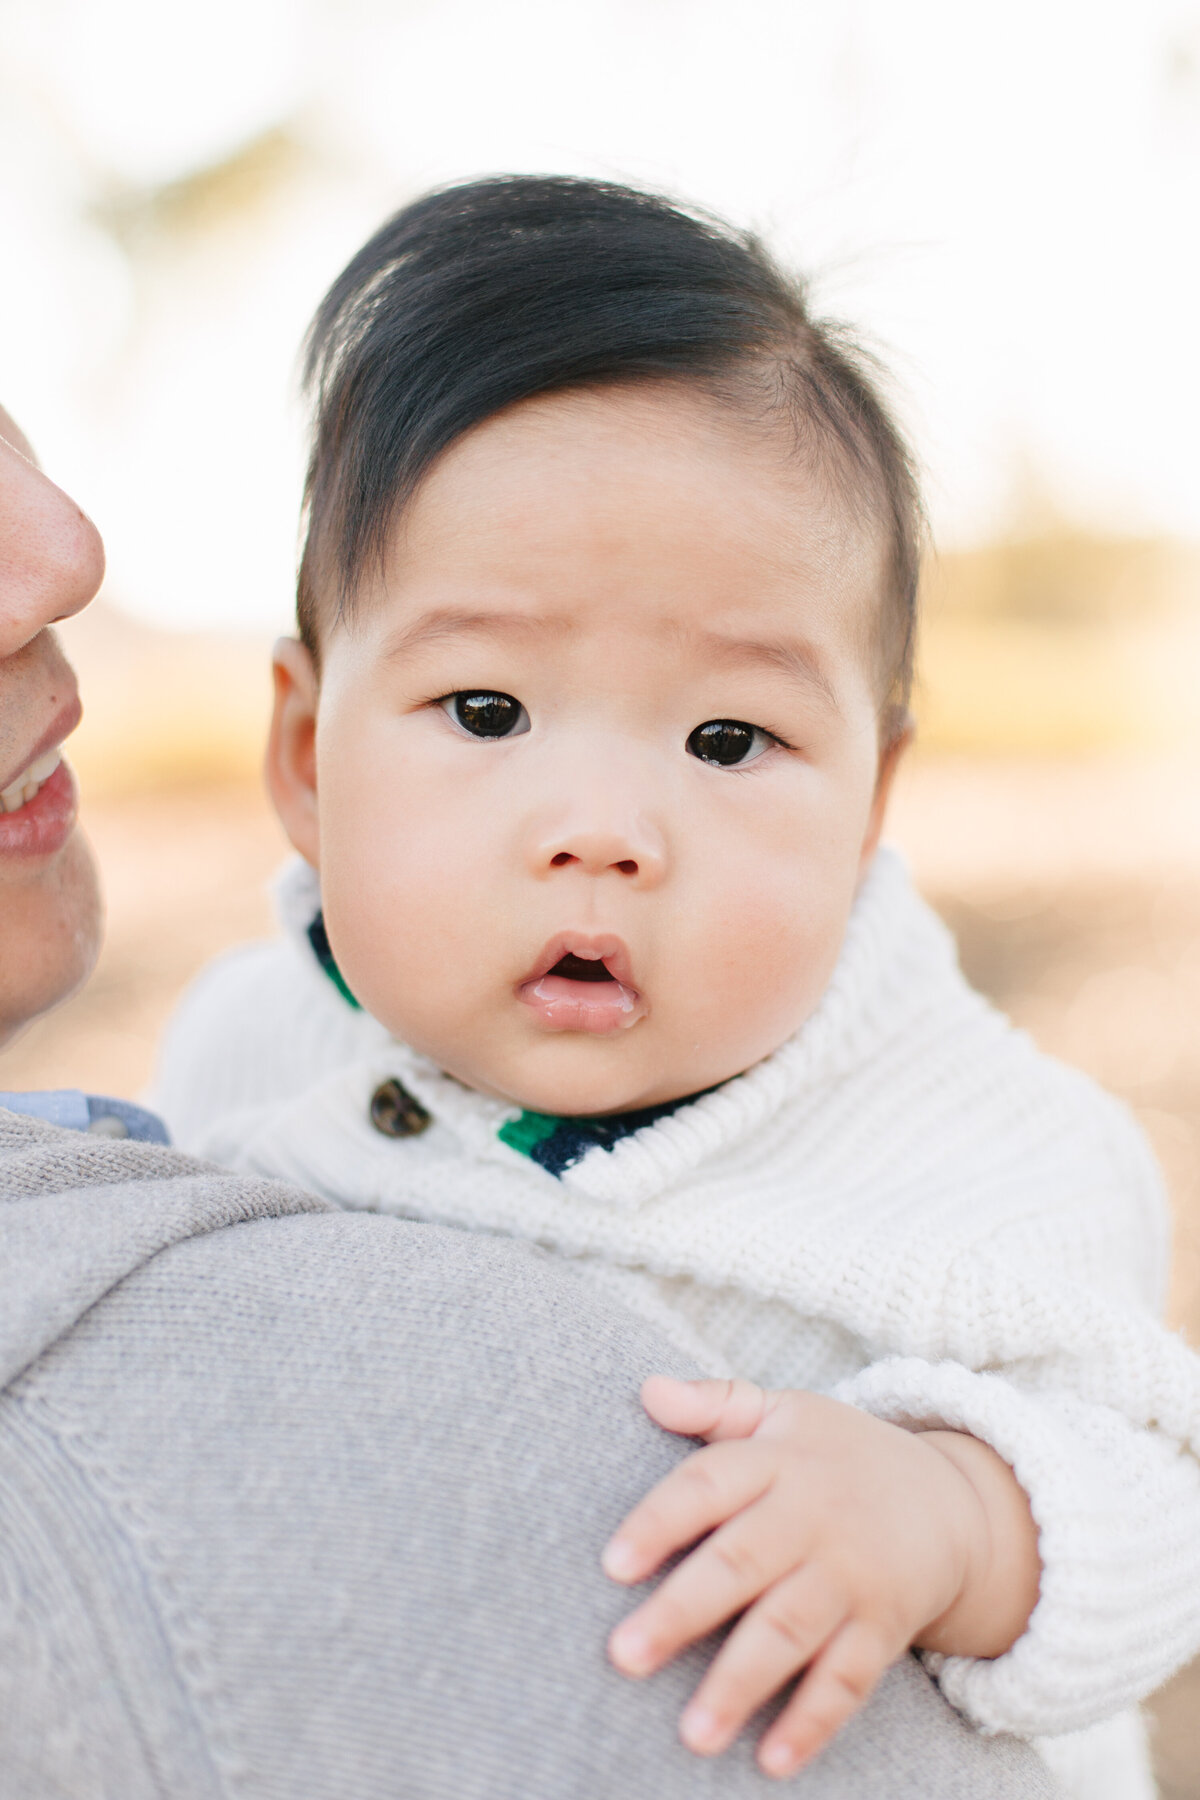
[323,814,497,1030]
[702,881,850,1054]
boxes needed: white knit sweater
[154,848,1200,1800]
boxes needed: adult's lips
[0,757,77,858]
[0,694,81,795]
[0,697,82,858]
[517,931,646,1035]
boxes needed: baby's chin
[401,1001,808,1118]
[433,1039,728,1120]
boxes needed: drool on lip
[517,936,646,1035]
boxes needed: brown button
[369,1078,431,1139]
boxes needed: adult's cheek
[0,830,102,1046]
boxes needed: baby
[155,177,1200,1796]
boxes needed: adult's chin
[0,828,103,1050]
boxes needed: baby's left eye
[440,691,531,739]
[686,719,776,767]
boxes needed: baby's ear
[859,709,913,872]
[266,637,321,866]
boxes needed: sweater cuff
[835,1356,1200,1738]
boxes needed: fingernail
[601,1538,640,1581]
[760,1741,798,1777]
[609,1623,653,1674]
[680,1705,722,1752]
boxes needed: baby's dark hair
[298,174,923,714]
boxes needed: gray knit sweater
[0,1107,1057,1797]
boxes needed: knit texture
[153,847,1200,1797]
[0,1113,1058,1798]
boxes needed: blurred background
[1,0,1199,1786]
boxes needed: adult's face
[0,405,104,1048]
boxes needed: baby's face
[272,384,904,1115]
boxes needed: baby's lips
[520,928,637,989]
[515,928,647,1033]
[518,971,646,1035]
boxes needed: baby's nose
[531,819,667,886]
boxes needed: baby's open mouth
[517,934,646,1035]
[549,952,615,982]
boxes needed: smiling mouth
[0,749,63,814]
[517,935,646,1035]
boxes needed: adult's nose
[0,411,105,659]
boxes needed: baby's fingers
[756,1619,894,1780]
[608,1485,804,1678]
[675,1564,846,1758]
[641,1375,770,1442]
[603,1439,772,1586]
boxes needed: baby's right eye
[440,691,531,739]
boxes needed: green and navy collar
[307,911,361,1010]
[496,1091,712,1177]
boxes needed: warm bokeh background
[2,1,1199,1789]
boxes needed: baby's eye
[440,691,531,739]
[686,719,776,767]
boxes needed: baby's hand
[602,1377,1040,1780]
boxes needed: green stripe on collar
[498,1110,562,1157]
[307,912,362,1010]
[498,1088,712,1178]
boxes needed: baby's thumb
[641,1374,768,1441]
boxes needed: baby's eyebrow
[381,607,561,662]
[697,631,840,711]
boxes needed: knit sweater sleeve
[836,1354,1200,1738]
[824,1065,1200,1739]
[831,1101,1196,1739]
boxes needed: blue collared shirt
[0,1089,170,1144]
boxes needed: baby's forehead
[385,384,888,613]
